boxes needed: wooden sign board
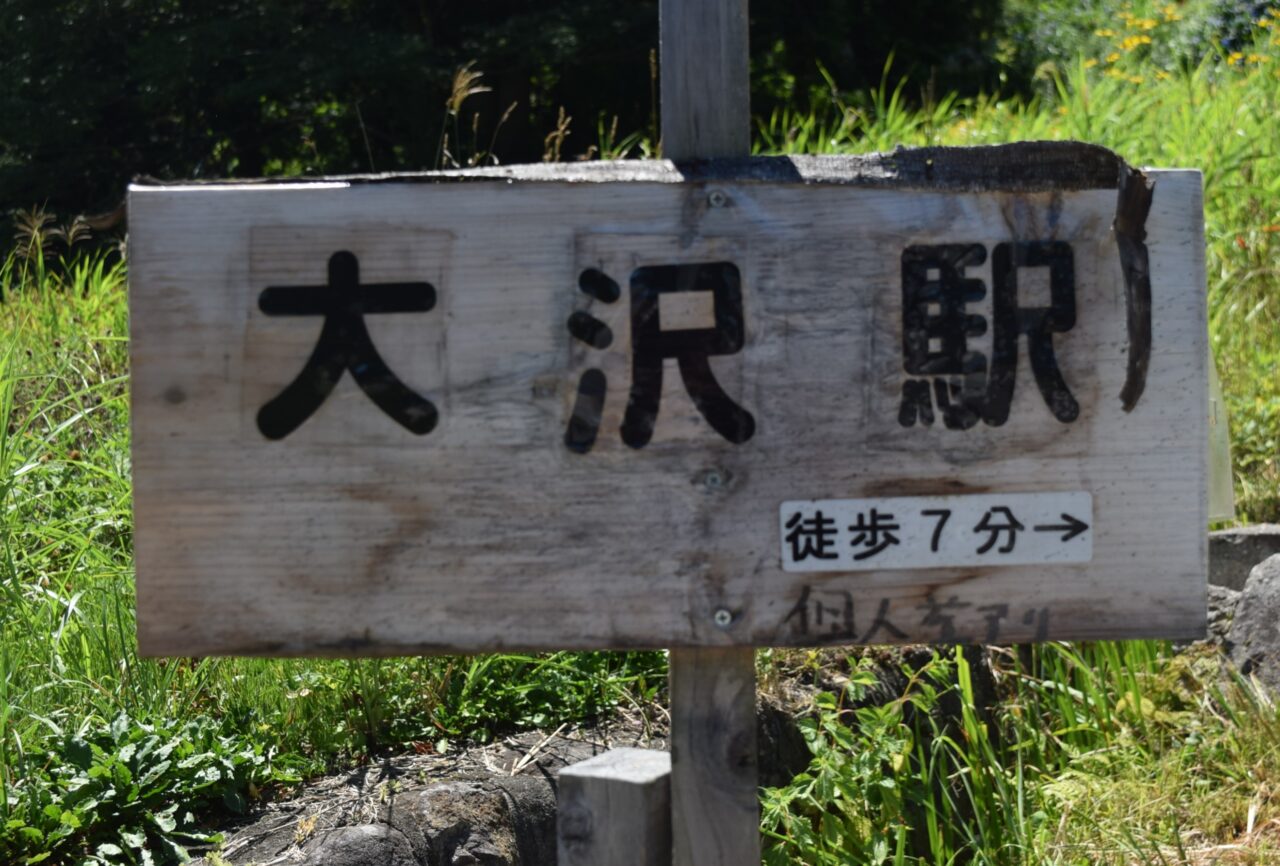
[129,143,1207,656]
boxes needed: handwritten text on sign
[780,492,1093,572]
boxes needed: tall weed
[763,644,1280,864]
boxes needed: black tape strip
[1114,164,1155,412]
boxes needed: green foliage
[1,713,275,865]
[763,644,1280,864]
[998,0,1233,82]
[0,0,1024,215]
[0,0,655,212]
[762,668,914,864]
[234,651,664,761]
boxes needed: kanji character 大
[257,251,438,439]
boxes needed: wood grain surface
[668,647,759,865]
[558,748,672,866]
[659,0,749,160]
[129,160,1207,656]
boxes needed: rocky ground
[193,706,666,866]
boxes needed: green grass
[762,643,1280,864]
[2,1,1279,863]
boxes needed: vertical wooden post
[659,0,751,160]
[660,3,760,864]
[669,647,759,865]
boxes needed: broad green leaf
[149,809,176,833]
[138,760,172,789]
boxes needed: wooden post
[659,0,751,160]
[558,748,673,866]
[669,647,759,865]
[660,2,760,864]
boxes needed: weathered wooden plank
[668,648,759,865]
[128,160,1208,656]
[558,748,672,866]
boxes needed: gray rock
[756,694,811,787]
[1228,554,1280,688]
[1210,524,1280,590]
[1177,584,1239,653]
[1207,584,1241,648]
[382,776,558,866]
[300,824,417,866]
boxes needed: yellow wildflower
[1260,16,1274,28]
[1163,4,1182,21]
[1084,58,1099,68]
[1248,53,1266,63]
[1129,75,1145,84]
[1155,70,1171,80]
[1121,34,1153,50]
[1107,52,1122,63]
[1228,51,1245,65]
[1057,106,1068,115]
[1135,17,1160,30]
[1095,28,1116,37]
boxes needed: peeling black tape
[133,142,1137,193]
[1114,164,1155,412]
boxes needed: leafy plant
[762,663,914,865]
[1,713,277,865]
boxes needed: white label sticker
[779,492,1093,572]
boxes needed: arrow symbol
[1033,513,1089,542]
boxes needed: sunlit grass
[762,643,1280,865]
